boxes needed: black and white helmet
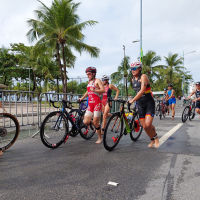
[195,81,200,85]
[102,75,109,81]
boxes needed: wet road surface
[1,107,200,200]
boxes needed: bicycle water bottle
[127,113,133,122]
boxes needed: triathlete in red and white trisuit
[86,79,102,117]
[79,67,105,144]
[101,75,119,135]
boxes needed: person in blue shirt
[166,84,176,120]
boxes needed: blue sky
[0,0,200,82]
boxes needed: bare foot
[154,138,160,148]
[95,138,103,144]
[0,150,3,156]
[172,116,174,120]
[148,140,155,148]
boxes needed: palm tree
[11,43,58,92]
[164,53,183,83]
[142,50,161,82]
[27,0,100,93]
[0,47,17,86]
[111,56,130,97]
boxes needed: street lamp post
[122,45,127,97]
[140,0,143,62]
[132,40,140,60]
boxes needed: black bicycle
[103,99,143,151]
[0,113,20,152]
[40,100,95,149]
[182,100,196,123]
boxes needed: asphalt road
[1,107,200,200]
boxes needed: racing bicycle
[40,99,95,149]
[103,99,143,151]
[0,113,20,152]
[155,100,167,120]
[182,100,196,123]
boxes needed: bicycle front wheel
[40,111,69,149]
[182,106,190,123]
[130,114,143,141]
[189,107,195,120]
[103,113,123,151]
[0,113,20,152]
[79,122,95,140]
[155,104,160,116]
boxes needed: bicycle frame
[111,101,137,135]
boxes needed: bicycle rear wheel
[68,109,80,137]
[103,113,123,151]
[40,111,69,149]
[130,114,143,141]
[162,107,166,118]
[159,108,162,120]
[182,106,190,123]
[0,113,20,152]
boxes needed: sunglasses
[86,72,92,76]
[131,67,138,71]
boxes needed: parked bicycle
[103,99,143,151]
[155,100,167,120]
[40,99,95,149]
[0,113,20,152]
[182,100,196,123]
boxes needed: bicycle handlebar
[108,98,132,112]
[50,99,73,109]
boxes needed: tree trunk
[61,42,68,99]
[32,72,36,92]
[56,76,59,93]
[56,42,64,92]
[170,66,173,83]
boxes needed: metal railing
[0,90,122,138]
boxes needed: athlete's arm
[94,79,105,94]
[187,90,195,99]
[110,84,119,100]
[129,74,148,104]
[79,91,88,101]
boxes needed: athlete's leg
[142,115,159,148]
[196,108,200,115]
[171,103,176,119]
[0,149,3,156]
[83,111,93,125]
[166,104,170,115]
[102,104,105,113]
[101,103,110,135]
[93,112,102,144]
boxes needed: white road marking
[107,181,119,186]
[159,123,183,147]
